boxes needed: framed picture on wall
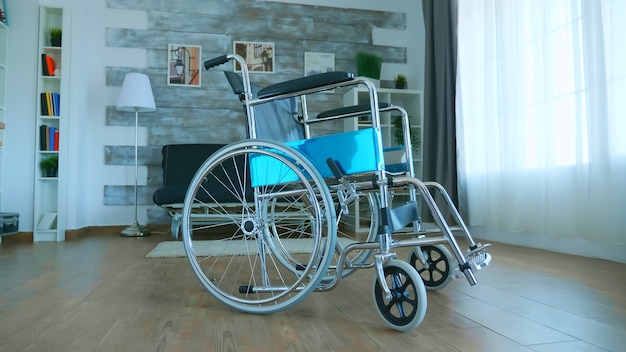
[305,52,335,92]
[304,52,335,76]
[233,41,274,73]
[168,44,201,87]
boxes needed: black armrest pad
[257,71,354,99]
[316,103,392,119]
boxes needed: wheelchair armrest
[257,71,355,99]
[316,103,392,119]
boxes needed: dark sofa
[153,143,226,238]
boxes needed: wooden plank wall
[103,0,407,224]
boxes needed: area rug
[146,238,355,258]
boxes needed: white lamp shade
[117,73,156,112]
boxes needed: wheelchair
[180,53,491,331]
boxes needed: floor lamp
[116,73,156,237]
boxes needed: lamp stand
[121,108,151,237]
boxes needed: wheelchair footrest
[465,243,492,271]
[468,251,492,271]
[450,243,492,280]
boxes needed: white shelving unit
[0,21,7,209]
[342,87,424,233]
[33,6,70,242]
[0,21,18,241]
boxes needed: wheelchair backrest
[224,71,304,143]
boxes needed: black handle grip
[204,55,229,70]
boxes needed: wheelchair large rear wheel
[181,140,336,314]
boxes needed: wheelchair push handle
[204,55,229,70]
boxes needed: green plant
[49,27,62,40]
[394,74,407,84]
[394,74,407,89]
[39,156,59,177]
[49,27,62,46]
[355,52,382,80]
[393,116,421,152]
[39,156,57,168]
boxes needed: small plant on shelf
[39,155,59,177]
[49,27,62,47]
[394,74,407,89]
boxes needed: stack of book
[39,124,59,151]
[40,91,60,116]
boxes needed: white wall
[4,0,39,231]
[272,0,425,89]
[3,0,425,231]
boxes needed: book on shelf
[39,125,47,150]
[40,92,48,115]
[54,129,59,151]
[48,126,57,151]
[41,54,49,76]
[46,92,52,116]
[52,93,60,115]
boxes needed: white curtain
[456,0,626,259]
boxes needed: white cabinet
[342,87,424,179]
[33,6,70,242]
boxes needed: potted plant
[393,116,421,152]
[394,74,407,89]
[356,52,382,84]
[40,155,58,177]
[49,27,62,47]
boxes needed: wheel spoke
[181,141,336,314]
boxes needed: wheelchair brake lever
[327,158,358,214]
[326,158,345,181]
[337,188,357,214]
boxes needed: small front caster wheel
[409,244,454,291]
[372,260,427,332]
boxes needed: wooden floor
[1,230,624,352]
